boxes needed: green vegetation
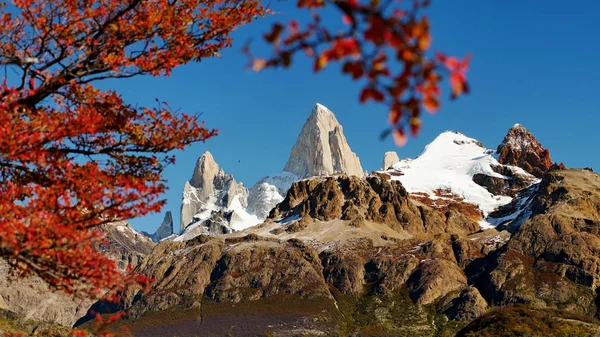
[332,286,466,337]
[0,310,70,336]
[457,305,600,337]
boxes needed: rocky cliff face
[179,151,258,235]
[248,104,365,222]
[99,221,156,270]
[496,124,553,177]
[0,261,92,327]
[0,221,154,328]
[283,103,364,179]
[480,169,600,314]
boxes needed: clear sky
[115,1,600,233]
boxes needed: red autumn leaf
[360,87,385,103]
[264,23,285,44]
[388,105,401,125]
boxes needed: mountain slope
[385,131,537,227]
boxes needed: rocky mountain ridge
[5,102,598,337]
[78,166,600,337]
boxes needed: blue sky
[117,1,600,233]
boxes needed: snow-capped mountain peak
[179,151,260,236]
[283,103,364,179]
[248,103,366,221]
[386,130,536,228]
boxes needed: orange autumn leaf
[392,128,408,146]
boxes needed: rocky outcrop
[206,239,330,303]
[481,169,600,315]
[408,259,468,305]
[496,124,552,177]
[176,211,233,240]
[472,164,536,197]
[283,103,364,179]
[270,174,480,236]
[143,211,174,242]
[99,221,155,270]
[0,261,92,327]
[0,221,154,328]
[382,151,400,170]
[440,286,488,321]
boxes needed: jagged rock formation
[481,169,600,314]
[472,164,535,197]
[382,151,400,170]
[270,174,481,236]
[496,124,552,177]
[143,211,174,242]
[283,103,364,179]
[175,211,233,241]
[179,151,258,234]
[248,103,365,222]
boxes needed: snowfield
[386,131,519,227]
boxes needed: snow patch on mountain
[386,131,515,225]
[487,179,541,229]
[247,172,298,219]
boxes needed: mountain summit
[248,103,364,219]
[496,124,552,177]
[283,103,364,179]
[179,151,259,234]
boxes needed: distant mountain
[248,103,365,220]
[142,211,174,242]
[178,151,260,238]
[174,103,366,239]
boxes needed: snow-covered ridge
[386,131,533,227]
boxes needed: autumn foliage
[0,0,265,328]
[248,0,470,146]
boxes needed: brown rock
[481,169,600,314]
[440,286,488,321]
[408,259,468,305]
[496,124,552,177]
[206,241,329,303]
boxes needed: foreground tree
[0,0,265,319]
[0,0,468,335]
